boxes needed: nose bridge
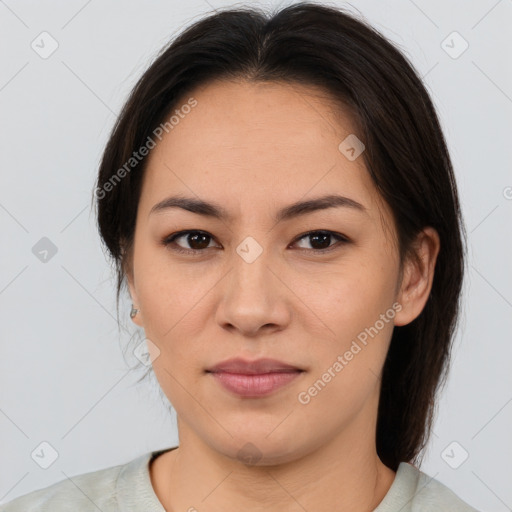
[230,234,274,298]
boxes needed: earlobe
[126,272,143,327]
[128,299,143,327]
[394,227,440,327]
[129,305,143,326]
[129,304,143,326]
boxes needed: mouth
[205,357,304,398]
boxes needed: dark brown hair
[94,2,466,471]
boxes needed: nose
[214,246,292,338]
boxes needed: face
[126,80,433,465]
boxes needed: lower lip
[209,371,302,397]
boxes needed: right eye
[161,230,220,255]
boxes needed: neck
[150,401,396,511]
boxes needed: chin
[209,433,312,467]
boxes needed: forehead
[165,79,355,157]
[141,79,382,218]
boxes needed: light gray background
[1,0,511,510]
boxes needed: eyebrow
[149,194,366,223]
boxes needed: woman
[3,2,480,511]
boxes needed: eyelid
[291,229,350,247]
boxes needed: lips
[206,357,304,397]
[206,357,303,375]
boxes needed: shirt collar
[116,447,177,512]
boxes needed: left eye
[292,230,348,251]
[161,230,349,254]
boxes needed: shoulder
[404,463,480,512]
[0,455,144,512]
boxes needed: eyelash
[161,230,350,256]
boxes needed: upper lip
[206,357,303,374]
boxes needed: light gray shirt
[1,447,480,511]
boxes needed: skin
[126,79,440,512]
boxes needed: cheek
[297,253,398,333]
[293,251,399,382]
[134,263,222,392]
[134,240,213,336]
[294,273,396,422]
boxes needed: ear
[394,227,440,327]
[124,257,144,328]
